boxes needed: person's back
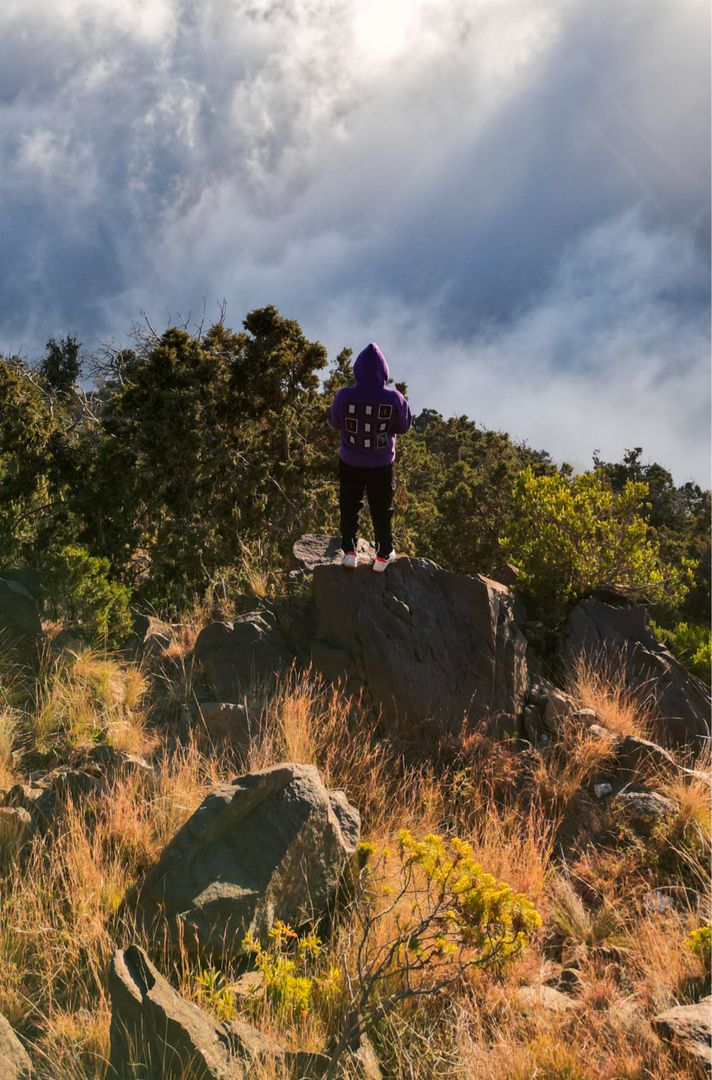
[328,343,411,570]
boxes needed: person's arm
[327,391,344,429]
[391,393,412,435]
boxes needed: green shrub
[652,620,711,685]
[46,545,132,647]
[502,468,693,614]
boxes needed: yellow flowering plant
[325,831,541,1078]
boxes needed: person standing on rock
[327,342,411,571]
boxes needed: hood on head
[353,343,389,386]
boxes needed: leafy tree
[594,448,710,620]
[395,411,555,574]
[502,467,694,614]
[0,357,57,563]
[40,335,81,396]
[90,307,330,606]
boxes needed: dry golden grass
[528,714,616,817]
[568,650,655,738]
[30,648,155,757]
[0,651,706,1079]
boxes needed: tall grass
[0,647,706,1078]
[568,649,655,738]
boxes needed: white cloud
[0,0,708,482]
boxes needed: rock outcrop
[309,554,528,736]
[560,592,710,748]
[1,746,152,834]
[292,533,375,571]
[194,614,292,702]
[135,763,360,956]
[0,1012,32,1079]
[108,944,328,1079]
[653,995,712,1067]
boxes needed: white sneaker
[341,551,358,568]
[372,552,396,573]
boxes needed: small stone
[515,984,576,1015]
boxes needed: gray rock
[653,995,712,1067]
[0,1012,32,1078]
[0,577,42,648]
[573,708,598,725]
[108,944,329,1079]
[310,557,528,736]
[197,702,255,751]
[560,594,711,748]
[193,615,292,702]
[589,726,692,785]
[589,723,621,747]
[0,807,32,854]
[541,687,576,734]
[3,748,151,832]
[0,568,43,603]
[612,790,678,832]
[614,734,682,778]
[292,534,376,571]
[135,763,360,957]
[514,984,576,1015]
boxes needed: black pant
[339,460,395,557]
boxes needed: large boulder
[310,557,528,736]
[560,593,711,748]
[193,614,292,702]
[653,995,712,1068]
[135,763,360,956]
[108,944,328,1079]
[0,1013,31,1078]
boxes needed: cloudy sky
[1,0,709,482]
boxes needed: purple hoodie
[327,343,411,467]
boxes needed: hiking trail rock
[108,944,329,1079]
[309,552,528,736]
[292,533,376,571]
[560,592,711,748]
[134,763,360,957]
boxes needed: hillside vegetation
[1,306,709,665]
[0,306,709,1078]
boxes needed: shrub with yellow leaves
[325,830,541,1078]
